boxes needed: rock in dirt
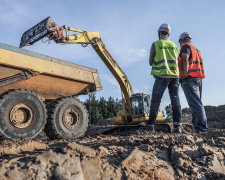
[0,140,48,155]
[122,148,174,180]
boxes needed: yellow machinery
[0,41,102,140]
[20,17,164,126]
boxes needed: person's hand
[181,74,188,80]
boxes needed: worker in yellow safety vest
[148,23,182,133]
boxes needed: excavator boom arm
[56,26,134,115]
[19,17,133,116]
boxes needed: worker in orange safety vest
[178,32,208,132]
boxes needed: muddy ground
[0,105,224,180]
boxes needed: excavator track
[86,122,193,136]
[86,122,174,136]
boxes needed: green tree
[84,93,99,124]
[165,104,173,119]
[84,94,123,124]
[107,96,115,118]
[115,98,122,115]
[99,97,108,119]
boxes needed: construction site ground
[0,105,224,180]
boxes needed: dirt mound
[182,105,225,128]
[0,105,224,180]
[0,128,224,180]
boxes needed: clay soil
[0,105,224,180]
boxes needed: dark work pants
[149,76,182,126]
[181,77,208,131]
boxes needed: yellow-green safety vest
[151,39,179,76]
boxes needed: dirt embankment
[182,105,225,129]
[0,105,224,180]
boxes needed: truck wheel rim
[62,109,80,130]
[10,104,33,128]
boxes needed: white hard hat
[179,32,191,40]
[158,23,171,33]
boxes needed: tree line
[83,93,122,124]
[83,93,173,124]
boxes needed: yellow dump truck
[0,42,102,140]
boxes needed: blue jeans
[180,77,208,131]
[149,76,182,126]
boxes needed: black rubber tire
[47,97,89,139]
[0,89,47,140]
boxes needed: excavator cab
[130,93,150,122]
[130,93,164,123]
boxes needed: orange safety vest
[178,43,205,79]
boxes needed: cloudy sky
[0,0,225,109]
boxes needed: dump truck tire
[47,97,89,139]
[0,89,47,140]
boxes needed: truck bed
[0,42,102,99]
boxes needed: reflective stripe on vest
[188,68,204,73]
[178,43,205,79]
[154,59,177,65]
[152,66,178,71]
[179,61,203,66]
[151,39,179,76]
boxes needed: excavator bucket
[19,16,57,48]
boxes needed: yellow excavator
[20,17,167,131]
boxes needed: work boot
[192,127,208,134]
[193,128,208,134]
[173,126,182,133]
